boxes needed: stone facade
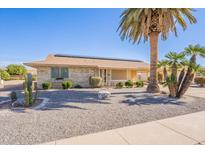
[69,67,98,87]
[36,66,99,89]
[36,66,149,89]
[37,67,51,88]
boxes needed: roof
[24,54,149,70]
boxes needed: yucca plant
[118,8,196,93]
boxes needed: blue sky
[0,8,205,67]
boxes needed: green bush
[125,80,134,88]
[116,82,124,88]
[135,80,144,87]
[0,70,10,80]
[62,81,73,89]
[6,64,27,75]
[194,77,205,86]
[42,82,52,90]
[89,76,102,88]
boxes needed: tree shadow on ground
[111,91,147,95]
[38,89,111,104]
[34,89,111,111]
[122,93,184,106]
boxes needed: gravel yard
[0,87,205,144]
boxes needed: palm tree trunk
[177,73,195,98]
[177,55,195,98]
[171,64,177,97]
[163,67,167,81]
[176,68,185,93]
[147,32,160,93]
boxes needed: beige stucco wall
[111,70,127,80]
[36,66,98,88]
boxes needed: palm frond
[118,8,197,43]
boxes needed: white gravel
[0,87,205,144]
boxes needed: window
[51,67,69,79]
[61,68,69,78]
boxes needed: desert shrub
[10,91,17,102]
[42,82,52,90]
[89,76,102,88]
[62,81,73,89]
[74,84,83,88]
[116,82,124,88]
[0,70,10,80]
[125,80,134,88]
[6,64,27,75]
[135,80,144,87]
[194,77,205,86]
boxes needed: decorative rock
[12,99,25,107]
[98,90,111,100]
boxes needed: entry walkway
[43,110,205,145]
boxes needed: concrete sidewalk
[43,111,205,145]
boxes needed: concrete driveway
[45,110,205,145]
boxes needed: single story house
[24,54,150,88]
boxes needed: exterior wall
[36,66,149,88]
[136,72,148,81]
[36,66,98,88]
[69,67,98,87]
[111,70,127,80]
[37,67,51,88]
[127,70,137,81]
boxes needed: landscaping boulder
[12,99,24,107]
[98,90,111,100]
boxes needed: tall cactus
[24,73,37,106]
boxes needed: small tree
[162,44,205,98]
[7,64,27,75]
[0,70,10,80]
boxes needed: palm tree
[118,8,196,93]
[164,52,186,97]
[177,44,205,97]
[165,52,186,78]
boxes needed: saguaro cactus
[24,73,38,106]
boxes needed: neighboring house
[27,68,37,75]
[24,54,149,88]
